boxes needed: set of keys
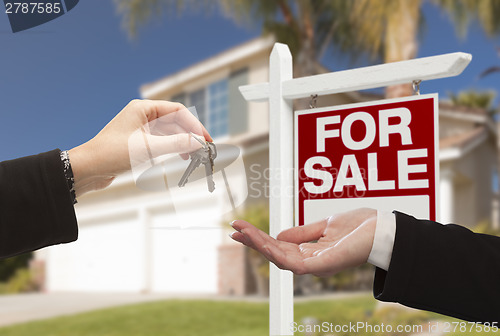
[178,133,217,192]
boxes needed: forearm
[68,141,116,197]
[0,150,78,259]
[373,212,500,323]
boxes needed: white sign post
[239,43,471,336]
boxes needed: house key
[178,133,217,192]
[204,142,217,192]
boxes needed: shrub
[4,268,39,294]
[235,202,270,296]
[0,253,32,282]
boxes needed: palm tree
[348,0,500,97]
[448,89,496,114]
[114,0,500,98]
[114,1,357,80]
[479,47,500,80]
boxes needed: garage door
[150,207,222,293]
[46,212,145,292]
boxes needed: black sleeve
[373,211,500,323]
[0,149,78,259]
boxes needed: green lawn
[0,294,491,336]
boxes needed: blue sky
[0,0,499,161]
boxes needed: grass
[0,294,492,336]
[0,299,269,336]
[0,295,375,336]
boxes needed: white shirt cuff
[367,210,396,271]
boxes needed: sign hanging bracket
[413,80,422,95]
[309,94,318,109]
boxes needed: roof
[140,36,275,99]
[439,101,489,116]
[440,127,487,150]
[440,126,489,161]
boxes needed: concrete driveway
[0,292,204,327]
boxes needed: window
[208,79,228,138]
[189,89,206,126]
[174,78,228,139]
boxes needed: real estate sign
[295,94,440,226]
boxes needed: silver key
[178,153,202,188]
[178,136,217,192]
[204,142,217,192]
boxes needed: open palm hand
[230,208,377,277]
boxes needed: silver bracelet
[60,150,77,204]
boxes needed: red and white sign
[295,94,439,226]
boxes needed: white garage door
[150,207,222,293]
[46,213,145,292]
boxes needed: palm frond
[448,89,496,110]
[113,0,216,37]
[478,66,500,80]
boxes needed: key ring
[190,132,207,148]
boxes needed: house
[438,103,497,226]
[35,36,498,295]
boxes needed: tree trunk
[385,0,419,98]
[294,37,319,111]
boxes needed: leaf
[478,66,500,79]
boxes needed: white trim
[183,69,230,93]
[439,109,487,123]
[439,148,462,161]
[76,188,219,225]
[141,36,275,98]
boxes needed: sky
[0,0,499,161]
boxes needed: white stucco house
[35,36,498,295]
